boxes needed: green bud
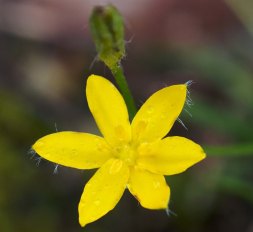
[89,5,125,70]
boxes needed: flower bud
[89,5,125,70]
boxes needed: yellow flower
[32,74,206,227]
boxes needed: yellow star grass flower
[32,74,206,227]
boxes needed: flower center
[113,143,137,166]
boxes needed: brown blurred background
[1,0,253,231]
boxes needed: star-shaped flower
[32,74,206,227]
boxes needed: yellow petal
[137,136,206,175]
[32,132,112,169]
[131,84,186,143]
[128,167,170,209]
[78,159,129,227]
[86,75,131,146]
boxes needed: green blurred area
[0,1,253,232]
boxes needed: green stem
[111,64,137,120]
[204,143,253,157]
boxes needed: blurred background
[1,0,253,231]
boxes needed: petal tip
[193,145,207,165]
[32,139,44,153]
[87,74,100,84]
[179,84,187,92]
[87,73,99,79]
[87,74,107,86]
[171,84,187,99]
[78,205,89,227]
[79,221,86,228]
[200,149,207,160]
[79,217,88,228]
